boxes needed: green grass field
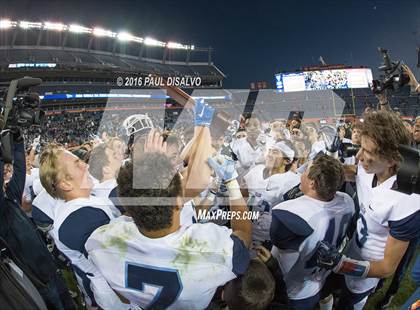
[365,250,419,310]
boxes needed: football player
[316,111,420,310]
[39,144,125,309]
[230,117,266,172]
[243,141,300,253]
[270,154,355,309]
[85,151,252,309]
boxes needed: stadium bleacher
[0,22,224,89]
[0,48,224,81]
[48,49,75,63]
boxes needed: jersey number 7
[126,263,183,309]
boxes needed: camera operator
[402,63,420,94]
[372,50,419,114]
[315,111,420,310]
[0,122,74,309]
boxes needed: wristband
[334,255,370,278]
[204,190,217,203]
[224,179,242,201]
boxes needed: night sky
[1,0,419,88]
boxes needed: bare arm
[367,235,409,278]
[229,193,252,248]
[401,64,420,93]
[376,92,391,112]
[181,126,214,198]
[317,234,410,279]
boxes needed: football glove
[194,99,215,127]
[207,155,238,183]
[316,241,370,278]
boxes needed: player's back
[271,192,354,300]
[86,216,247,310]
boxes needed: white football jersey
[180,200,197,226]
[23,168,40,200]
[244,165,300,205]
[343,156,356,165]
[52,197,124,308]
[271,192,355,300]
[345,164,420,293]
[92,178,117,198]
[244,165,300,249]
[86,216,249,310]
[260,171,300,205]
[230,138,264,170]
[91,179,123,216]
[23,173,35,203]
[32,189,63,225]
[32,177,44,196]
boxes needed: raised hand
[401,63,420,92]
[144,128,167,154]
[207,155,238,183]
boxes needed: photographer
[372,51,419,113]
[316,111,420,310]
[402,64,420,94]
[0,123,74,309]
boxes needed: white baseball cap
[271,141,295,161]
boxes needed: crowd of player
[5,88,418,310]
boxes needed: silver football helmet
[122,114,154,137]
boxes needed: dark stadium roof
[0,20,225,85]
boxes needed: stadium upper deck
[0,20,225,87]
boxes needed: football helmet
[122,114,154,137]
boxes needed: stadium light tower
[144,37,166,47]
[117,32,143,43]
[167,42,190,50]
[19,21,42,29]
[117,32,133,41]
[0,19,13,29]
[93,27,116,38]
[44,22,67,31]
[69,24,91,34]
[0,19,196,50]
